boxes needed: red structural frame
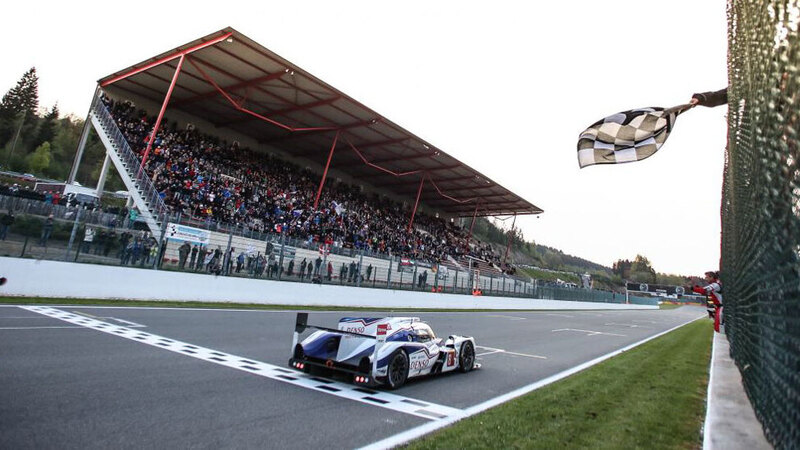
[100,29,538,250]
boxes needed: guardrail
[90,97,169,221]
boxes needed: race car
[288,313,478,389]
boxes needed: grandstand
[70,27,543,280]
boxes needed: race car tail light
[292,361,305,370]
[354,376,369,383]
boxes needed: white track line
[486,315,527,320]
[604,322,653,329]
[20,305,464,421]
[475,345,546,360]
[552,328,626,337]
[0,326,85,330]
[361,314,705,450]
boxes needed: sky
[1,1,728,276]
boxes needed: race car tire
[386,350,409,389]
[458,341,475,373]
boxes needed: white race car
[289,313,479,389]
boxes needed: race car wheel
[386,350,409,389]
[458,341,475,373]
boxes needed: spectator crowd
[102,96,509,270]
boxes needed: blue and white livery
[289,313,478,389]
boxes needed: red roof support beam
[101,32,232,87]
[172,72,287,106]
[408,175,425,232]
[188,56,336,133]
[216,96,341,127]
[140,54,185,170]
[346,139,421,177]
[313,130,340,211]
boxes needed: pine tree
[33,104,59,149]
[0,67,40,146]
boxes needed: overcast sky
[2,1,727,275]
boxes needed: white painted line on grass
[361,314,705,450]
[552,328,626,337]
[20,305,464,422]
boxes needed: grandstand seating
[100,95,511,268]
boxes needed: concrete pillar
[95,153,112,197]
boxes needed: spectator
[39,214,54,247]
[299,258,307,280]
[287,259,294,276]
[327,261,333,281]
[236,251,245,273]
[190,245,199,269]
[0,209,14,240]
[178,241,191,269]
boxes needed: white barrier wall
[0,257,655,310]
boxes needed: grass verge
[408,319,713,450]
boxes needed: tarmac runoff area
[0,304,704,449]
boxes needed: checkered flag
[577,103,693,168]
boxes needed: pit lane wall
[0,257,656,310]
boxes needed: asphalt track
[0,304,704,449]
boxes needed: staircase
[89,96,167,236]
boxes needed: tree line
[0,68,119,188]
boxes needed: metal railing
[90,96,169,222]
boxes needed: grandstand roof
[98,27,543,218]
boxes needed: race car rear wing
[292,313,389,376]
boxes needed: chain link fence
[723,0,800,447]
[0,194,657,305]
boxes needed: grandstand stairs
[88,97,165,237]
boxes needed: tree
[0,68,39,146]
[33,104,59,150]
[27,141,51,174]
[630,254,656,283]
[612,259,632,278]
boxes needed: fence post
[387,256,393,289]
[357,248,364,287]
[65,207,83,261]
[278,228,286,281]
[154,214,168,270]
[20,236,28,258]
[224,231,233,276]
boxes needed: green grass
[408,319,713,450]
